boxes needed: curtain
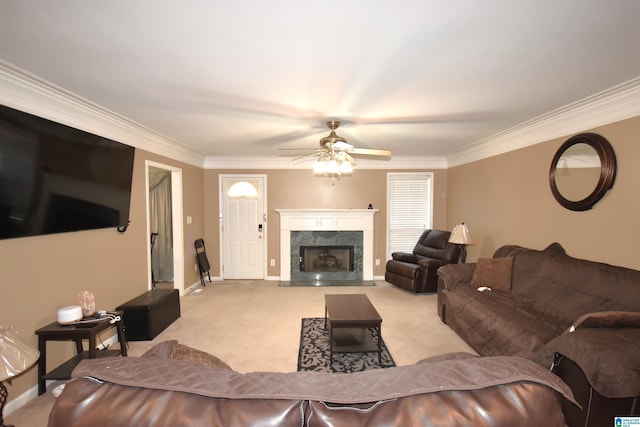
[149,169,173,282]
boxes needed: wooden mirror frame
[549,133,616,211]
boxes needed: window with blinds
[387,172,433,259]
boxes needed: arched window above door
[228,181,258,198]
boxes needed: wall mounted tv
[0,104,135,240]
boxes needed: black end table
[35,314,127,395]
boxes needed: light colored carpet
[6,280,475,426]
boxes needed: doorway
[220,175,267,279]
[146,161,185,294]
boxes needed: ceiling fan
[294,120,392,177]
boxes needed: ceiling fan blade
[292,152,321,164]
[333,140,354,150]
[355,113,493,126]
[254,129,318,146]
[344,153,357,165]
[347,148,392,157]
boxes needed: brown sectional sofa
[48,341,575,427]
[437,242,640,426]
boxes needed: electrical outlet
[270,259,276,267]
[375,259,380,266]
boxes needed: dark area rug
[297,317,396,373]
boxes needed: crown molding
[0,60,206,167]
[2,60,637,171]
[447,76,640,167]
[203,155,447,170]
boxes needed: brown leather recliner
[385,229,460,293]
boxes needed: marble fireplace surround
[277,209,377,281]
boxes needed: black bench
[116,289,180,341]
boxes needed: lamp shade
[0,326,40,381]
[449,222,474,245]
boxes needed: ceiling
[1,1,639,168]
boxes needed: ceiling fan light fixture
[327,159,340,175]
[308,119,389,179]
[313,159,328,175]
[339,160,353,175]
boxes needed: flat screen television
[0,104,136,239]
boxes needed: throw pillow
[170,343,233,371]
[471,257,514,293]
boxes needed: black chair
[150,233,159,287]
[385,229,460,293]
[194,239,211,286]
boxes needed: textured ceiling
[1,1,639,167]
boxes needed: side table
[35,314,127,395]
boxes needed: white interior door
[221,175,266,279]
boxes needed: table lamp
[0,326,40,427]
[449,222,475,263]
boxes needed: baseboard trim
[5,384,38,417]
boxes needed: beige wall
[5,113,637,405]
[0,148,204,401]
[447,116,640,270]
[203,169,448,278]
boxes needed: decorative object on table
[76,290,96,317]
[0,326,40,427]
[297,318,395,373]
[56,305,83,325]
[449,222,474,263]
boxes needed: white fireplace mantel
[276,209,378,281]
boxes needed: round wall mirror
[549,133,616,211]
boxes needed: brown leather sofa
[48,341,575,427]
[437,243,640,427]
[385,229,460,293]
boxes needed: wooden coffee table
[324,294,382,364]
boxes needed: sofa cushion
[171,343,233,371]
[56,355,576,427]
[536,328,640,398]
[568,310,640,332]
[141,340,176,359]
[142,340,233,371]
[414,230,450,259]
[386,259,422,277]
[423,229,450,248]
[391,252,416,263]
[417,257,447,269]
[70,354,574,404]
[471,257,513,293]
[508,243,640,328]
[444,285,562,357]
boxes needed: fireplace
[277,209,377,282]
[300,246,355,272]
[290,231,362,281]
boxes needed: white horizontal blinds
[387,173,433,260]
